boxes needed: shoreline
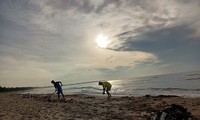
[20,87,200,98]
[0,93,200,119]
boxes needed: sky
[0,0,200,87]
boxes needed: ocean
[24,70,200,97]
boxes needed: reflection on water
[25,71,200,97]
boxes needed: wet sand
[0,93,200,120]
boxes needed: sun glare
[95,34,110,48]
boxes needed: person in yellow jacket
[98,81,112,98]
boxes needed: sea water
[25,70,200,97]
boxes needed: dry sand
[0,93,200,120]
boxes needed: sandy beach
[0,93,200,120]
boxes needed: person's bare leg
[106,90,111,98]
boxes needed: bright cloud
[0,0,200,87]
[76,49,159,70]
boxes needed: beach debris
[48,99,51,102]
[64,99,75,103]
[154,104,195,120]
[141,111,151,118]
[86,96,95,99]
[21,93,30,98]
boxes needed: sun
[95,34,110,48]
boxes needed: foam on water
[24,70,200,97]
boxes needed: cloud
[112,25,197,52]
[0,0,200,86]
[0,55,55,87]
[88,0,200,51]
[74,49,159,70]
[45,0,95,14]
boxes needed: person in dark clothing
[51,80,65,101]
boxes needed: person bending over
[51,80,65,101]
[98,81,112,98]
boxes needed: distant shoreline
[0,86,33,92]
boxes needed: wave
[24,70,200,97]
[65,86,200,92]
[146,88,200,91]
[186,78,200,81]
[62,86,200,96]
[62,80,99,86]
[64,86,101,91]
